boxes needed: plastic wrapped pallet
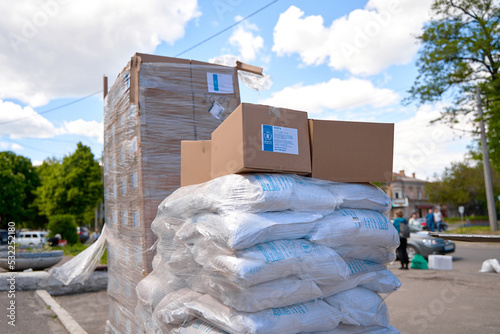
[136,173,400,333]
[104,53,242,332]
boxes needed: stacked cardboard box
[103,53,241,333]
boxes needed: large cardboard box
[211,103,311,177]
[181,140,212,187]
[308,119,394,183]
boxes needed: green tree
[47,214,79,245]
[34,143,103,226]
[406,0,500,168]
[0,151,41,228]
[426,160,500,215]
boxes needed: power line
[175,0,279,57]
[0,90,102,127]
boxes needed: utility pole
[476,87,498,231]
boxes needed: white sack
[188,274,322,312]
[304,324,399,333]
[176,211,324,249]
[319,259,401,297]
[170,318,230,333]
[152,288,202,326]
[155,174,390,224]
[307,209,399,249]
[185,294,342,334]
[190,239,348,287]
[324,287,390,327]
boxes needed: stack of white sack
[135,173,401,333]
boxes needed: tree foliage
[34,143,103,226]
[426,160,500,215]
[47,214,79,245]
[0,151,41,228]
[406,0,500,167]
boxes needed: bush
[48,214,79,245]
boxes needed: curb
[0,271,107,295]
[36,289,88,334]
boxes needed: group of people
[392,208,444,270]
[426,208,444,232]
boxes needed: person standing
[434,208,443,232]
[408,212,418,227]
[426,208,435,232]
[393,210,410,270]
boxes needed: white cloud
[393,104,475,179]
[272,1,433,75]
[0,0,200,106]
[0,100,103,143]
[58,119,104,143]
[0,100,57,138]
[259,77,399,114]
[229,16,264,62]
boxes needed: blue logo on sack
[262,125,274,152]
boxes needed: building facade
[383,170,433,219]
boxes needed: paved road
[387,241,500,333]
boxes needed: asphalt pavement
[0,241,499,334]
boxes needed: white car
[16,231,48,248]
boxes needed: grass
[448,226,500,235]
[444,216,489,223]
[52,242,107,264]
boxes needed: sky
[0,0,477,180]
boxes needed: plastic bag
[479,259,500,273]
[176,211,324,250]
[189,239,348,287]
[185,294,342,334]
[410,254,428,270]
[155,174,390,224]
[187,274,322,313]
[50,224,108,285]
[152,288,201,326]
[307,209,399,249]
[319,260,401,297]
[170,318,230,333]
[324,287,389,327]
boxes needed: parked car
[406,225,455,260]
[409,218,428,230]
[77,226,90,243]
[0,230,8,245]
[17,231,47,248]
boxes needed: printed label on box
[261,124,299,155]
[209,101,225,119]
[207,73,234,94]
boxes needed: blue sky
[0,0,475,179]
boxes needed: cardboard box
[181,140,212,187]
[308,119,394,183]
[428,255,453,270]
[211,103,311,177]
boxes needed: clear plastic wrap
[104,53,242,332]
[50,224,108,285]
[211,55,273,91]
